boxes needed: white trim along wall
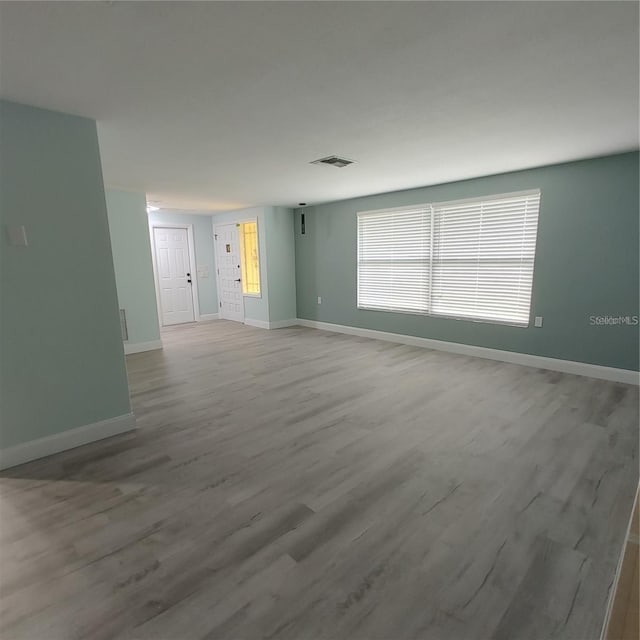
[244,318,297,330]
[295,319,639,385]
[123,318,220,355]
[124,340,163,355]
[0,413,136,470]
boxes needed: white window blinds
[357,205,431,313]
[357,190,540,326]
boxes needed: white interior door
[153,227,195,326]
[215,224,244,322]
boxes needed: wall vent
[310,155,355,168]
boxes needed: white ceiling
[1,1,638,212]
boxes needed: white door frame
[149,222,201,325]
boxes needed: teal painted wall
[211,207,270,322]
[148,210,218,317]
[295,152,640,371]
[105,189,160,346]
[266,207,297,323]
[0,100,131,449]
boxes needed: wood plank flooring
[1,320,638,639]
[605,491,639,640]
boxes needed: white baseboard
[269,318,298,329]
[0,413,136,470]
[296,319,639,385]
[198,313,220,321]
[124,340,163,355]
[244,318,270,330]
[244,318,298,330]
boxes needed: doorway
[150,224,200,326]
[214,223,245,322]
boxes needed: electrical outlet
[317,296,322,305]
[534,316,543,328]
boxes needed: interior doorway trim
[149,222,201,324]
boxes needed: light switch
[534,316,543,327]
[6,225,28,246]
[317,296,322,305]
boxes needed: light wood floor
[1,320,638,640]
[605,493,639,640]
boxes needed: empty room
[0,2,638,639]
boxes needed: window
[357,190,540,326]
[239,221,260,295]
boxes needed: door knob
[235,278,241,282]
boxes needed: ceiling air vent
[311,155,355,168]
